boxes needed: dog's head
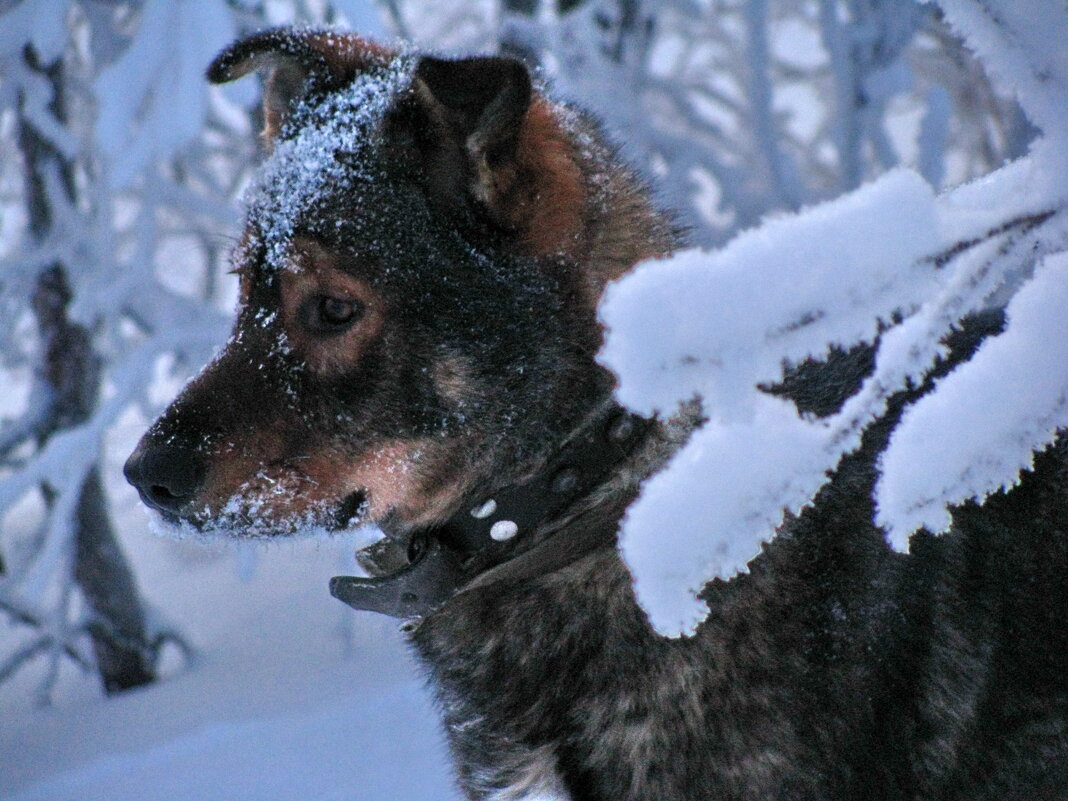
[125,29,673,540]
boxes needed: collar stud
[470,498,497,519]
[490,520,519,541]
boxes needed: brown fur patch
[339,440,467,526]
[432,354,478,408]
[196,426,339,525]
[279,237,385,375]
[477,98,586,258]
[232,228,255,306]
[303,32,394,78]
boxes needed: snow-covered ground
[1,412,454,801]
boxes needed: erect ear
[403,55,586,257]
[207,28,393,146]
[414,56,532,173]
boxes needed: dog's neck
[437,404,650,559]
[330,401,698,621]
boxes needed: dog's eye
[303,295,364,334]
[321,297,360,325]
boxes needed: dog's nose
[123,442,206,514]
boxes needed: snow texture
[602,170,940,420]
[601,2,1068,634]
[245,54,413,270]
[603,170,940,635]
[877,251,1068,537]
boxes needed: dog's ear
[414,56,532,172]
[207,28,392,146]
[403,55,585,257]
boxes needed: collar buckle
[329,537,465,618]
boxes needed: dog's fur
[125,29,1068,800]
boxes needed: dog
[124,28,1068,800]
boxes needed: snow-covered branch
[600,0,1068,635]
[0,0,244,700]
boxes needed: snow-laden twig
[876,250,1068,537]
[936,0,1068,148]
[591,0,1068,635]
[0,632,90,689]
[603,146,1068,634]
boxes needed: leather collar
[329,403,650,620]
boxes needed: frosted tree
[1,2,162,697]
[0,0,389,703]
[599,0,1068,634]
[0,1,237,701]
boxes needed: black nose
[124,442,206,515]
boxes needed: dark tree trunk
[16,45,156,694]
[74,467,156,692]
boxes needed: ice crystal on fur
[244,57,414,270]
[144,492,374,544]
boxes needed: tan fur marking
[432,354,477,408]
[341,441,443,523]
[196,427,330,522]
[280,237,385,375]
[238,271,252,307]
[346,440,478,528]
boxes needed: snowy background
[2,0,1066,798]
